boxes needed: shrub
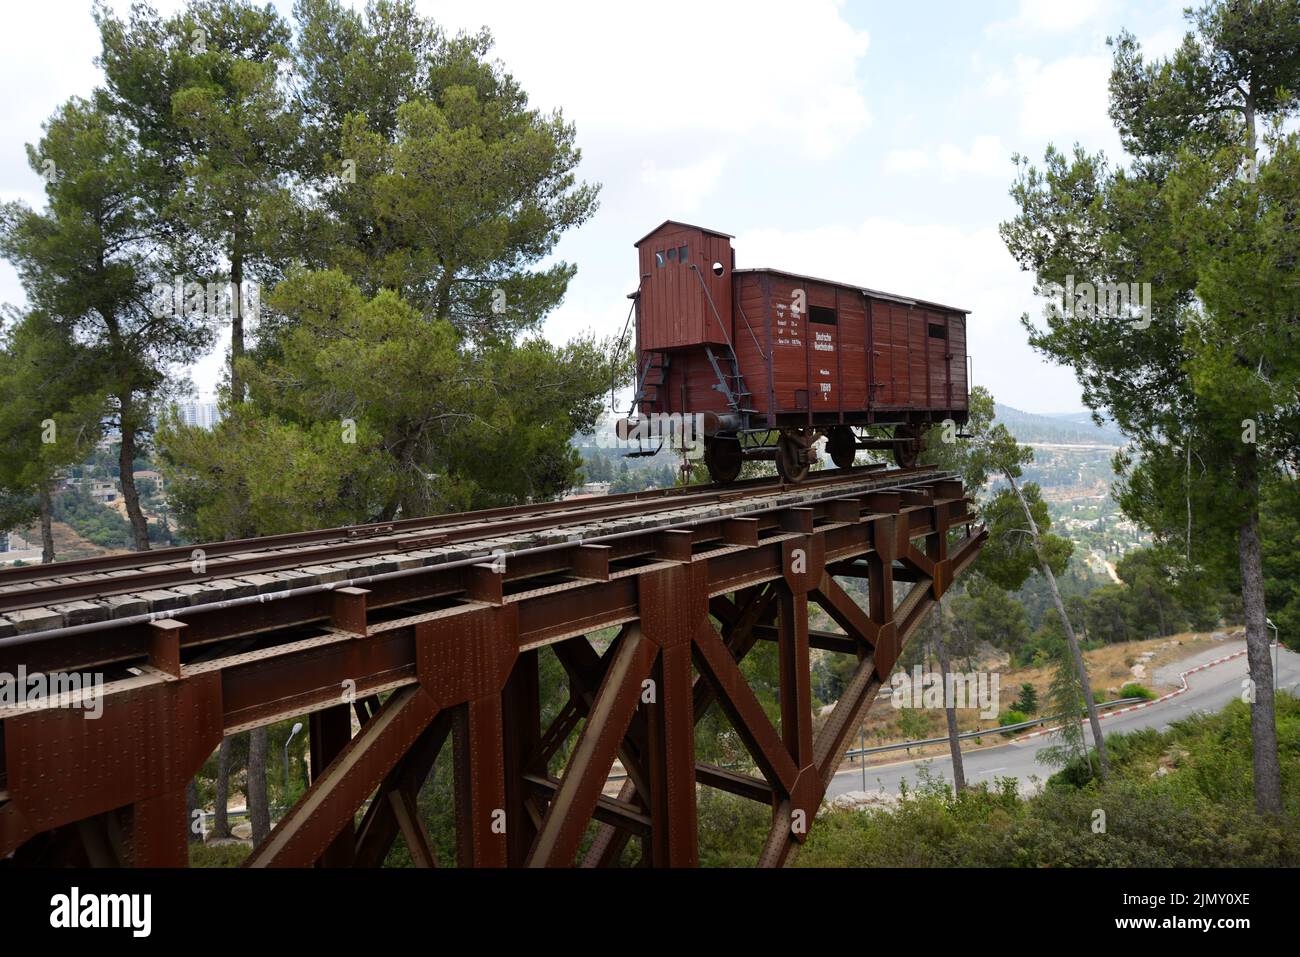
[790,692,1300,868]
[1120,682,1156,700]
[998,710,1029,736]
[189,841,250,867]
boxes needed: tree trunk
[117,404,151,551]
[1237,449,1282,815]
[933,600,966,792]
[1005,469,1110,781]
[433,263,455,322]
[186,778,202,845]
[248,726,270,844]
[1243,93,1257,184]
[37,481,55,564]
[230,243,245,404]
[213,737,232,839]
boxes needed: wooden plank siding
[632,225,970,429]
[636,224,733,351]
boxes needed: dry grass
[835,627,1245,771]
[13,520,128,562]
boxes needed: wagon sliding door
[871,300,913,408]
[923,309,950,411]
[947,313,969,410]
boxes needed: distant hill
[994,404,1126,446]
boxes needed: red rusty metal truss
[0,472,984,867]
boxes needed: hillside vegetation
[694,692,1300,867]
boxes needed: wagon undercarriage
[626,221,972,487]
[700,423,927,484]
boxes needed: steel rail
[0,461,904,587]
[0,464,934,615]
[0,468,959,670]
[0,455,780,582]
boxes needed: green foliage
[159,403,398,539]
[0,95,211,548]
[1262,476,1300,648]
[787,692,1300,868]
[922,385,999,489]
[95,0,307,405]
[0,312,105,532]
[998,710,1029,735]
[1108,2,1300,160]
[895,707,936,743]
[139,1,623,534]
[697,787,774,868]
[1003,0,1300,584]
[51,486,133,549]
[949,573,1031,663]
[1038,634,1090,770]
[1120,682,1156,700]
[977,483,1073,592]
[189,842,251,867]
[1014,682,1039,714]
[1000,1,1300,804]
[292,1,600,338]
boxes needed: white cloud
[989,0,1107,35]
[1014,54,1120,154]
[981,68,1013,98]
[882,148,930,175]
[1138,27,1188,61]
[884,135,1008,179]
[638,153,726,215]
[424,0,871,160]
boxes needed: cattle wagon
[618,221,972,482]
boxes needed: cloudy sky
[0,0,1195,412]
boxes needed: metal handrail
[842,696,1147,759]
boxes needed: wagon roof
[634,220,735,247]
[733,267,971,315]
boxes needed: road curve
[826,640,1300,799]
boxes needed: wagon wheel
[776,432,811,483]
[704,433,743,484]
[893,424,925,469]
[826,426,857,470]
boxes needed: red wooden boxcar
[623,221,971,482]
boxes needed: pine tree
[1002,0,1300,812]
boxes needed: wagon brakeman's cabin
[619,220,972,482]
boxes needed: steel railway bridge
[0,464,984,867]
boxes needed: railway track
[0,454,984,869]
[0,463,947,634]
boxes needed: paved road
[826,640,1300,799]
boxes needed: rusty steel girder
[0,474,984,867]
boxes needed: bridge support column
[638,562,706,867]
[309,704,356,866]
[130,788,190,867]
[501,649,541,866]
[452,695,508,867]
